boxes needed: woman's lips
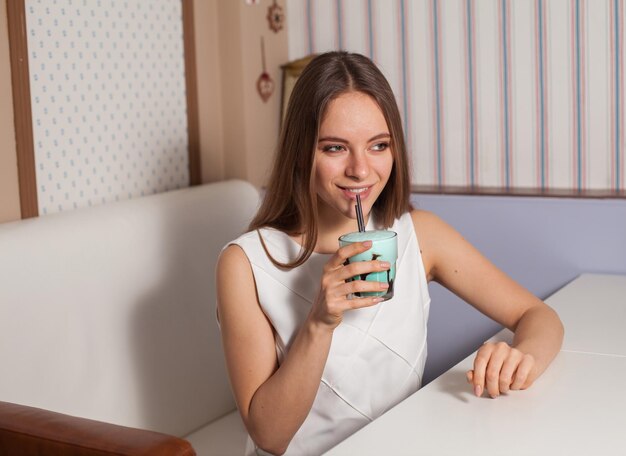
[339,185,372,200]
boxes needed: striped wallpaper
[287,0,625,193]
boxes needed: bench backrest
[0,180,259,437]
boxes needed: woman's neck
[289,215,368,254]
[311,203,369,254]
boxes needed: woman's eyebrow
[318,136,349,143]
[369,132,391,141]
[318,132,391,143]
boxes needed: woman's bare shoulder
[409,209,465,281]
[218,243,251,271]
[216,243,258,313]
[410,208,439,226]
[409,208,457,243]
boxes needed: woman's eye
[371,142,389,151]
[322,144,345,153]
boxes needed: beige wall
[215,0,287,187]
[193,0,289,186]
[0,0,287,223]
[239,1,287,186]
[0,0,21,223]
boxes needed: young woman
[217,52,564,456]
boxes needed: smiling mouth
[340,186,370,194]
[338,185,374,200]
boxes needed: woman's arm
[217,242,389,454]
[217,245,329,455]
[412,210,564,398]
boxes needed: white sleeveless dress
[226,212,431,455]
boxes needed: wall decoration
[257,37,274,102]
[267,0,285,33]
[24,0,191,215]
[286,0,626,195]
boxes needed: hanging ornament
[256,37,274,103]
[267,0,285,33]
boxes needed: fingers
[499,350,523,394]
[471,344,491,397]
[314,241,390,327]
[347,295,387,310]
[326,241,372,271]
[470,342,534,398]
[335,277,389,298]
[325,241,390,289]
[510,354,535,390]
[485,343,513,397]
[336,259,391,282]
[322,254,390,299]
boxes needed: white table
[325,274,626,455]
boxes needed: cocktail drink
[338,230,397,301]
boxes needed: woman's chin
[317,196,371,225]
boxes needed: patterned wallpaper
[287,0,625,193]
[26,0,189,215]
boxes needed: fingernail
[474,385,482,397]
[379,261,390,269]
[363,240,372,247]
[374,297,385,303]
[380,282,389,289]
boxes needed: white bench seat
[0,180,259,454]
[185,410,248,456]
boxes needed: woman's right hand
[309,240,391,330]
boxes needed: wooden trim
[6,0,38,218]
[182,0,201,186]
[411,185,626,199]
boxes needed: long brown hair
[249,51,412,268]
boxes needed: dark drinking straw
[355,194,365,232]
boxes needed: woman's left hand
[466,341,536,398]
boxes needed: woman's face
[314,91,393,222]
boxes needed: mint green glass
[338,230,397,301]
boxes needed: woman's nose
[345,152,370,180]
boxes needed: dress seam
[319,378,374,421]
[340,321,428,378]
[250,264,313,305]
